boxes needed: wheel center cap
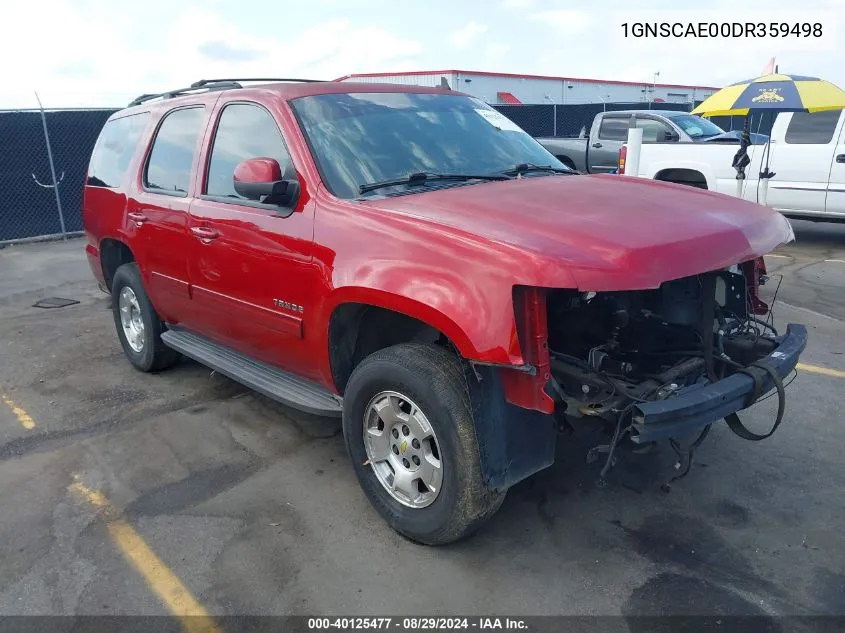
[399,439,408,454]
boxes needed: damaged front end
[480,258,806,490]
[541,258,807,458]
[469,258,806,493]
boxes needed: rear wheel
[111,263,180,372]
[343,343,505,545]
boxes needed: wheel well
[654,168,708,189]
[100,239,135,291]
[556,155,576,170]
[329,304,448,395]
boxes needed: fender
[320,282,526,365]
[319,284,556,414]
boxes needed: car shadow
[787,219,845,249]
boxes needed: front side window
[144,107,205,195]
[205,103,292,199]
[291,92,567,199]
[636,118,676,142]
[784,110,841,144]
[88,112,150,188]
[598,117,629,141]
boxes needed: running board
[161,329,343,416]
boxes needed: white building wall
[343,73,453,88]
[340,72,716,105]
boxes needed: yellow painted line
[796,363,845,379]
[1,392,36,429]
[69,480,221,633]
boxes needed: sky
[1,0,843,109]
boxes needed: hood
[360,174,794,291]
[699,130,770,145]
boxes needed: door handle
[191,226,219,242]
[837,154,845,164]
[592,142,603,148]
[127,211,147,226]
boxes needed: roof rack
[191,78,325,88]
[127,77,325,107]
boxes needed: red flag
[762,57,776,75]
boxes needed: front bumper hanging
[630,323,808,444]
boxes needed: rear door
[767,110,841,215]
[186,100,319,376]
[126,105,209,325]
[824,111,845,216]
[590,116,628,173]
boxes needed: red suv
[83,78,806,544]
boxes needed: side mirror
[233,157,300,208]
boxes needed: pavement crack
[0,397,233,461]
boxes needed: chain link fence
[0,101,776,244]
[492,101,695,138]
[490,102,776,139]
[0,108,117,244]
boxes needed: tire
[342,342,505,545]
[111,263,180,372]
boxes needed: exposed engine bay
[546,263,784,456]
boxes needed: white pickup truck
[626,108,845,221]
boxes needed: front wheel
[342,343,505,545]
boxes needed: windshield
[290,92,569,199]
[669,114,726,139]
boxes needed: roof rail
[190,78,325,88]
[127,77,326,107]
[127,80,242,107]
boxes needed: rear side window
[144,107,205,195]
[598,117,628,141]
[784,110,841,144]
[87,112,150,188]
[205,103,292,200]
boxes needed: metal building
[335,69,719,106]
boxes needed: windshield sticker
[474,109,524,132]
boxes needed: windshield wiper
[358,171,511,195]
[502,163,574,176]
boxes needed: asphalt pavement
[0,220,843,625]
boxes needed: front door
[186,100,319,377]
[767,110,841,215]
[825,112,845,216]
[590,116,627,173]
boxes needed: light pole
[653,70,660,104]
